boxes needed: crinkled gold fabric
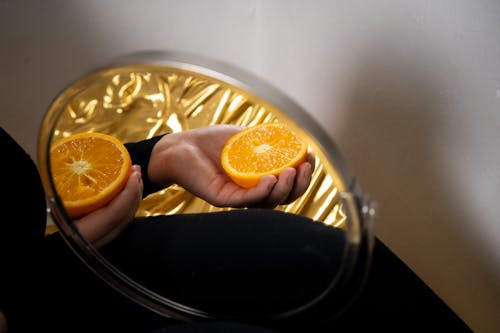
[48,65,346,227]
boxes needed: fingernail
[304,164,311,180]
[287,172,295,186]
[132,165,142,181]
[267,177,277,191]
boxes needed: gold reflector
[48,65,347,228]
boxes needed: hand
[148,125,315,208]
[74,165,143,248]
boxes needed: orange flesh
[50,132,131,218]
[221,123,307,188]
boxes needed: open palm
[148,125,315,208]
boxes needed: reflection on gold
[48,65,347,228]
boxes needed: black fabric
[330,239,472,332]
[0,127,472,333]
[0,127,47,332]
[100,211,346,319]
[148,322,276,333]
[42,232,176,333]
[125,135,165,197]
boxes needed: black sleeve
[124,135,166,198]
[0,127,48,331]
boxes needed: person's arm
[47,125,314,248]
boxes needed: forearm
[125,125,312,209]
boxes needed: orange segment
[50,132,132,218]
[221,123,308,188]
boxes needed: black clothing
[0,127,472,332]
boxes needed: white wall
[1,1,499,332]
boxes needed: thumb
[75,165,143,248]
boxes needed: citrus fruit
[221,123,308,188]
[50,132,132,218]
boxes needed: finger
[75,166,142,246]
[93,167,143,248]
[94,165,143,247]
[306,152,316,171]
[257,168,296,208]
[282,163,312,205]
[283,153,315,204]
[224,175,277,208]
[75,165,143,248]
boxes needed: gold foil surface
[48,65,347,227]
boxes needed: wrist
[148,132,186,189]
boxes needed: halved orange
[221,123,308,188]
[50,132,132,218]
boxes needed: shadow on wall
[334,41,500,331]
